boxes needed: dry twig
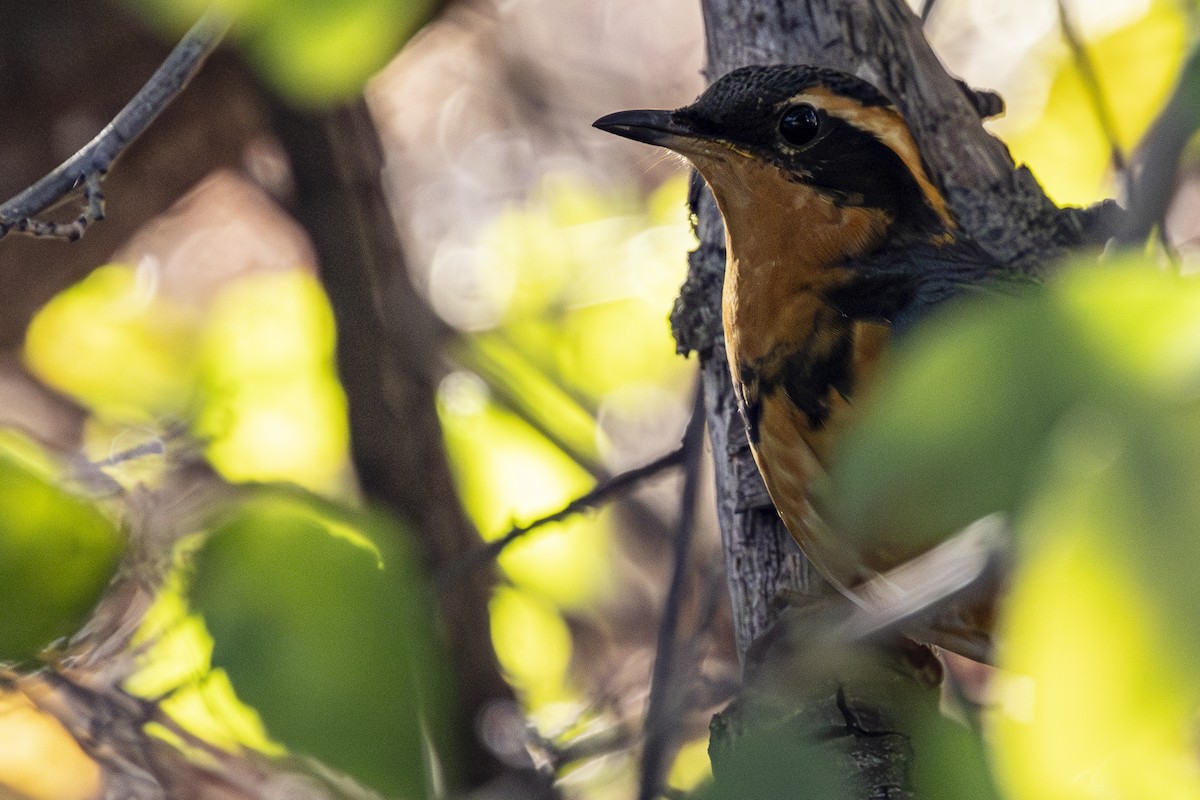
[1056,0,1127,176]
[0,10,229,241]
[637,384,706,800]
[438,439,688,585]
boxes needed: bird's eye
[779,104,821,146]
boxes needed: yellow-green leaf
[188,488,446,797]
[0,435,123,663]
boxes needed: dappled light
[25,265,350,492]
[197,272,349,491]
[490,586,575,711]
[998,1,1185,205]
[993,525,1200,799]
[25,264,201,418]
[2,0,1200,798]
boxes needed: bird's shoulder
[824,232,1027,333]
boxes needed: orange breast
[696,150,902,588]
[733,319,891,589]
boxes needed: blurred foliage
[196,272,349,491]
[697,719,854,800]
[25,265,199,419]
[13,169,694,792]
[993,533,1200,799]
[124,0,439,106]
[125,551,282,756]
[826,259,1200,798]
[490,586,574,709]
[25,266,350,493]
[696,635,1000,800]
[19,264,423,787]
[668,737,715,792]
[9,0,1194,793]
[125,488,447,797]
[443,388,611,608]
[0,431,123,664]
[1002,0,1185,205]
[439,175,694,716]
[188,488,445,798]
[478,176,695,394]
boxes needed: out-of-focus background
[0,0,1193,798]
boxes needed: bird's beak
[593,109,703,150]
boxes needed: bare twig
[1056,0,1127,176]
[919,0,939,25]
[637,383,706,800]
[528,723,637,772]
[459,340,679,542]
[437,442,687,586]
[0,10,230,241]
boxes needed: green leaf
[992,426,1200,799]
[695,723,854,800]
[0,434,123,663]
[697,638,1002,800]
[824,261,1199,561]
[823,260,1200,797]
[188,488,446,797]
[823,279,1095,562]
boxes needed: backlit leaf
[0,434,123,663]
[188,488,445,797]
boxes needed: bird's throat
[707,160,889,369]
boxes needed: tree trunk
[268,98,552,797]
[680,0,1103,668]
[676,0,1103,795]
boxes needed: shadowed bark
[267,97,554,796]
[678,1,1114,796]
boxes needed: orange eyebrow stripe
[788,89,955,230]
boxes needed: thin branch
[0,9,230,241]
[919,0,939,25]
[459,342,679,544]
[1056,0,1127,176]
[637,382,706,800]
[437,442,687,586]
[528,722,637,772]
[1117,42,1200,247]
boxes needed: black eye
[779,104,821,146]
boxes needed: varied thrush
[596,65,1005,656]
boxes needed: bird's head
[595,65,954,254]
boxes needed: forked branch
[0,10,229,241]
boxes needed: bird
[595,64,1007,658]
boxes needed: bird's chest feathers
[708,159,886,369]
[703,159,891,458]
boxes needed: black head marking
[685,65,892,135]
[675,65,946,236]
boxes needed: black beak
[592,109,701,148]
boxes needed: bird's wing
[825,236,1033,334]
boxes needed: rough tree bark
[672,0,1111,795]
[677,0,1108,664]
